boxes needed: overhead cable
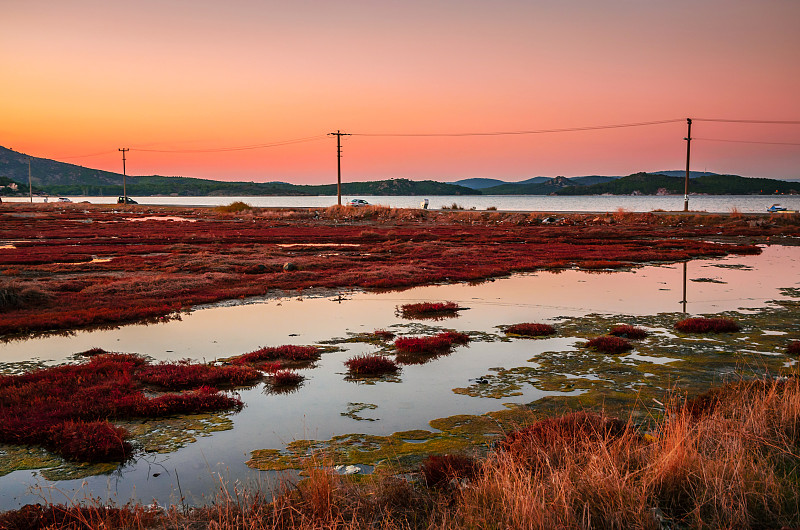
[350,118,686,137]
[694,137,800,146]
[132,135,328,153]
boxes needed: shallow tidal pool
[0,244,798,509]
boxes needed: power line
[58,150,117,159]
[692,118,800,125]
[131,135,327,153]
[350,118,686,137]
[694,137,800,146]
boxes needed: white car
[57,197,72,203]
[347,199,369,207]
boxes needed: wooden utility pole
[328,130,350,205]
[683,118,692,212]
[119,148,129,203]
[27,158,33,203]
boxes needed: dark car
[117,196,138,204]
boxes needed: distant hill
[482,175,613,195]
[0,146,477,197]
[456,175,617,192]
[453,177,508,189]
[554,172,799,196]
[650,170,718,178]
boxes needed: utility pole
[119,148,129,203]
[683,118,692,212]
[27,158,33,203]
[328,130,350,205]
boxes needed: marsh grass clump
[609,324,648,340]
[232,345,321,365]
[496,411,634,466]
[585,335,633,354]
[505,323,556,337]
[372,329,396,341]
[394,331,470,355]
[345,355,399,376]
[215,201,252,213]
[78,347,109,357]
[398,301,460,319]
[0,281,51,310]
[136,360,261,390]
[270,370,304,388]
[420,453,478,488]
[674,317,741,333]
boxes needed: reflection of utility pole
[680,261,688,313]
[27,158,33,203]
[683,118,692,212]
[118,148,129,202]
[328,130,350,206]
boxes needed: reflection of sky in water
[2,245,796,364]
[0,245,798,508]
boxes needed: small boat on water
[767,204,788,212]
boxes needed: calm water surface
[0,245,798,509]
[5,194,800,213]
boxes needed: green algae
[120,413,235,454]
[0,360,49,376]
[322,322,504,351]
[0,444,120,482]
[0,444,62,477]
[247,405,536,473]
[341,402,380,421]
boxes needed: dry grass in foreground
[2,377,798,529]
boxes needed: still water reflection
[0,245,798,509]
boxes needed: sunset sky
[3,1,800,183]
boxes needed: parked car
[117,196,138,204]
[347,199,369,207]
[57,197,72,203]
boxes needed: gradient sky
[3,0,800,183]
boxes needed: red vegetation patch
[505,323,556,337]
[78,347,109,357]
[345,355,399,376]
[679,378,786,419]
[394,331,470,354]
[674,317,741,333]
[372,329,396,341]
[231,345,321,365]
[136,361,261,390]
[497,412,632,463]
[0,353,244,462]
[50,420,132,462]
[585,335,633,354]
[270,370,304,387]
[0,205,781,337]
[420,454,478,488]
[0,503,165,530]
[398,302,460,319]
[788,341,800,355]
[609,324,648,340]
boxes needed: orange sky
[3,1,800,183]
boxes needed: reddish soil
[1,203,796,338]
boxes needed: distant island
[1,145,797,197]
